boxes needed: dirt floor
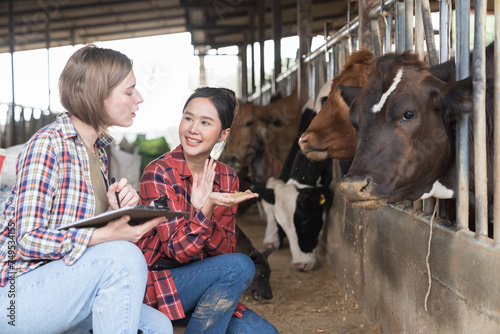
[173,203,381,333]
[235,204,380,334]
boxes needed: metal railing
[0,102,57,148]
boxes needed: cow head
[339,51,460,209]
[248,248,274,300]
[299,49,374,161]
[219,102,261,173]
[220,89,301,185]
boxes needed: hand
[108,178,139,210]
[207,192,259,208]
[191,159,216,211]
[89,215,165,245]
[201,191,259,217]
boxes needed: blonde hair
[59,44,133,132]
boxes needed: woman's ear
[219,128,230,142]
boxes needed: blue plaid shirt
[0,112,113,287]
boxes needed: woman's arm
[202,173,258,255]
[139,161,221,262]
[15,139,94,263]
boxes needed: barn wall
[321,162,500,333]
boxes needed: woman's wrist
[200,198,216,217]
[88,225,113,246]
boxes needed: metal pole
[438,0,451,218]
[395,1,405,53]
[46,13,51,111]
[494,0,500,243]
[8,0,15,148]
[405,0,413,51]
[8,0,15,105]
[456,0,470,231]
[473,0,488,236]
[439,0,451,62]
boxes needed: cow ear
[262,248,274,258]
[339,84,362,106]
[439,76,474,117]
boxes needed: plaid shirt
[137,145,246,320]
[0,112,112,287]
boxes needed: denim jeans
[170,252,278,334]
[0,240,172,334]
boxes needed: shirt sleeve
[15,138,94,264]
[139,162,235,263]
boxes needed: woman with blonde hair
[0,45,172,334]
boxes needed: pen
[110,177,121,208]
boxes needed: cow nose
[299,134,308,147]
[340,175,374,200]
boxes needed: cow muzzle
[340,175,387,210]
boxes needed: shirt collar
[58,111,115,148]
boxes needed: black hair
[182,87,237,130]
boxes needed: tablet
[58,205,188,230]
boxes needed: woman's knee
[225,253,255,286]
[139,305,173,334]
[86,240,147,281]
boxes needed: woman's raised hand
[191,159,216,211]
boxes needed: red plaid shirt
[137,145,246,320]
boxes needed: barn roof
[0,1,494,55]
[0,0,366,55]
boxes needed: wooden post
[272,0,282,94]
[297,0,312,107]
[250,9,256,95]
[258,0,265,104]
[239,44,248,101]
[198,46,206,86]
[358,0,376,50]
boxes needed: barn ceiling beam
[6,0,172,15]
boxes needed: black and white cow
[255,107,333,271]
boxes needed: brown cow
[339,46,495,218]
[220,88,301,180]
[298,46,487,163]
[299,50,374,161]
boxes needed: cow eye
[403,110,417,121]
[244,120,254,127]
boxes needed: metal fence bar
[438,0,451,218]
[472,0,488,236]
[395,1,405,52]
[405,0,413,50]
[455,0,470,231]
[494,0,500,243]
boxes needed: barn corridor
[234,204,380,333]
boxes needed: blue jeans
[170,253,278,334]
[0,240,172,334]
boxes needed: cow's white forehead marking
[371,68,404,113]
